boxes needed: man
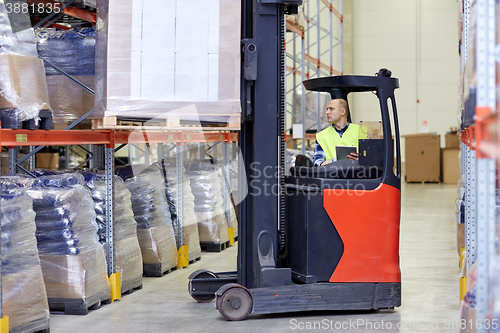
[313,98,359,166]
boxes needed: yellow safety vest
[316,123,360,160]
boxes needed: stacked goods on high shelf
[185,160,230,252]
[83,172,143,293]
[116,164,178,277]
[36,28,96,129]
[161,159,202,264]
[0,2,52,129]
[93,0,241,128]
[0,177,50,332]
[25,173,111,315]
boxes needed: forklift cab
[284,71,402,285]
[188,71,402,321]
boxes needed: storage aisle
[50,182,460,333]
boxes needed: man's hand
[346,152,359,160]
[320,160,332,166]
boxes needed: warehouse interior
[0,0,493,332]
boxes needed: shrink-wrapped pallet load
[161,160,202,263]
[94,0,241,126]
[185,160,229,251]
[26,173,111,315]
[217,168,238,240]
[36,28,96,128]
[83,172,143,293]
[118,164,178,276]
[0,1,52,129]
[0,178,50,332]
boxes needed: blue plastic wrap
[0,178,40,274]
[25,173,99,256]
[36,28,96,76]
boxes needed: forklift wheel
[189,271,217,303]
[217,287,253,321]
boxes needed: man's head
[326,98,349,126]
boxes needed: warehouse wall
[347,0,461,157]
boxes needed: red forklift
[188,0,402,321]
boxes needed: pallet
[121,276,143,296]
[10,316,50,333]
[143,263,178,277]
[92,115,240,131]
[405,178,441,184]
[200,240,230,253]
[48,294,112,315]
[188,256,202,265]
[1,109,53,130]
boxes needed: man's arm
[313,140,326,166]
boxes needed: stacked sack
[1,177,50,332]
[161,159,202,263]
[26,173,110,314]
[82,172,143,293]
[117,164,178,276]
[185,160,229,246]
[217,167,238,240]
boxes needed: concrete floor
[50,182,461,332]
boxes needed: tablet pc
[335,146,357,160]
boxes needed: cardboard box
[3,265,49,331]
[196,212,229,244]
[404,133,441,181]
[442,148,460,184]
[0,54,50,120]
[445,132,460,148]
[136,225,177,268]
[46,75,95,126]
[115,236,143,291]
[39,245,111,300]
[457,223,465,256]
[36,152,59,170]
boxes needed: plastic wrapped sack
[1,178,49,332]
[185,160,229,245]
[83,171,143,291]
[26,173,110,307]
[161,160,201,262]
[122,164,177,275]
[217,168,238,239]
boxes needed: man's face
[325,99,344,124]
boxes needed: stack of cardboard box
[442,129,461,184]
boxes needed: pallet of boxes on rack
[116,164,178,277]
[25,173,111,315]
[92,0,241,131]
[0,176,50,333]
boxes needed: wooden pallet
[143,263,178,277]
[188,256,202,265]
[200,240,230,253]
[121,276,143,296]
[405,178,441,184]
[48,294,112,315]
[92,115,240,131]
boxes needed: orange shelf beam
[286,21,305,38]
[28,0,97,24]
[320,0,342,21]
[285,133,317,141]
[305,53,341,75]
[0,129,113,146]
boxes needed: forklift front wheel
[189,270,218,303]
[217,287,253,321]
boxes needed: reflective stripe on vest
[316,124,360,160]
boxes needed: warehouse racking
[285,0,343,156]
[459,0,498,331]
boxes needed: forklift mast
[239,0,302,289]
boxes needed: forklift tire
[189,270,218,303]
[217,287,253,321]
